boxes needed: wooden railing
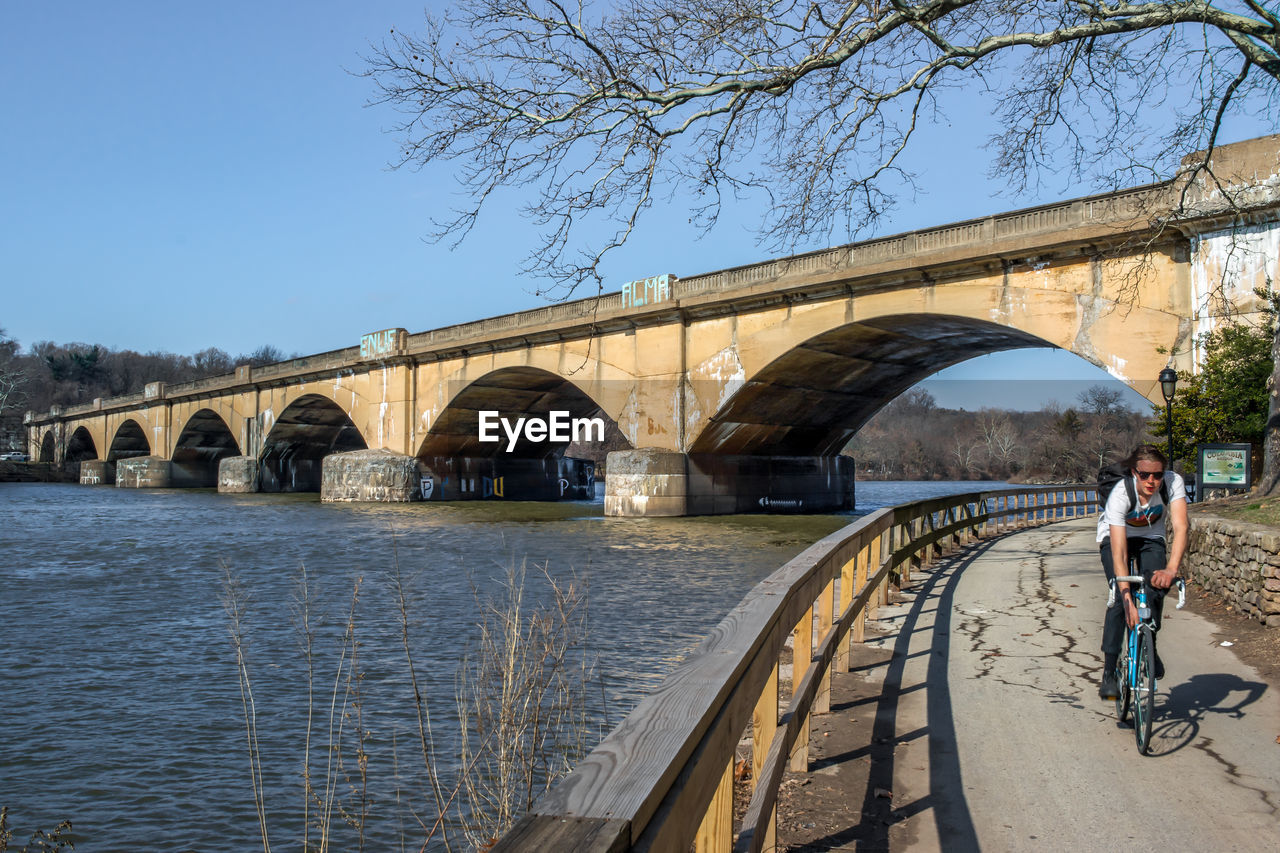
[494,484,1098,852]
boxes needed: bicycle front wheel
[1134,626,1157,754]
[1115,631,1131,723]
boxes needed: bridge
[26,135,1280,515]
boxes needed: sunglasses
[1134,470,1165,480]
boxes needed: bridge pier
[115,456,171,488]
[605,451,855,517]
[80,459,115,485]
[321,449,421,502]
[217,456,260,493]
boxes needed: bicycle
[1108,573,1186,754]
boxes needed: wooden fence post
[852,543,870,645]
[837,551,856,671]
[816,577,835,715]
[790,604,814,771]
[752,663,779,850]
[693,757,733,853]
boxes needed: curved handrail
[494,484,1097,851]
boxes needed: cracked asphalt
[777,516,1280,852]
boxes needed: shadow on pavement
[782,540,993,852]
[1144,672,1269,756]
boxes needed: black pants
[1099,536,1168,656]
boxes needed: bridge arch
[259,393,368,492]
[690,313,1052,455]
[416,365,628,501]
[172,409,241,488]
[38,430,56,463]
[419,365,624,459]
[108,419,151,461]
[66,427,99,466]
[683,252,1186,456]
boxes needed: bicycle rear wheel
[1114,632,1131,723]
[1134,626,1157,754]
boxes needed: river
[0,479,1004,850]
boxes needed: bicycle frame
[1108,572,1186,754]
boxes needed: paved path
[778,517,1280,852]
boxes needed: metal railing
[494,484,1097,851]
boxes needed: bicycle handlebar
[1107,576,1187,609]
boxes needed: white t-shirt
[1095,471,1188,544]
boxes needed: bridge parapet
[166,371,241,397]
[494,485,1098,851]
[252,346,360,382]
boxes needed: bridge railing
[494,484,1098,852]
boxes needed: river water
[0,480,1003,850]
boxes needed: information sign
[1196,443,1252,490]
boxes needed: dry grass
[223,546,596,852]
[455,560,594,850]
[1194,493,1280,528]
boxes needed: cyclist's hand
[1151,568,1177,589]
[1124,595,1139,628]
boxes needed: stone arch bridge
[26,136,1280,515]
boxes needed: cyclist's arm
[1109,526,1130,580]
[1152,497,1188,589]
[1110,524,1138,626]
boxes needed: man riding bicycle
[1097,444,1189,700]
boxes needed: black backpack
[1097,461,1170,509]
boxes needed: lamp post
[1159,367,1178,468]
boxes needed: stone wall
[1186,514,1280,627]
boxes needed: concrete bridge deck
[775,517,1280,851]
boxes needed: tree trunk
[1261,320,1280,496]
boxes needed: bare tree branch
[365,0,1278,294]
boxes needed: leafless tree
[1077,385,1127,418]
[367,1,1276,284]
[979,410,1021,472]
[950,435,986,478]
[0,360,25,420]
[0,330,28,451]
[194,346,235,376]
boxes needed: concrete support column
[80,459,115,485]
[687,454,855,515]
[605,449,689,517]
[218,456,260,493]
[321,448,421,502]
[116,456,171,488]
[605,451,855,517]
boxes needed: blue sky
[0,3,1269,412]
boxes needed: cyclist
[1097,444,1189,700]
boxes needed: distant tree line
[0,331,294,449]
[846,386,1148,483]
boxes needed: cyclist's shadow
[1144,672,1267,755]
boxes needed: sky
[1,2,1271,412]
